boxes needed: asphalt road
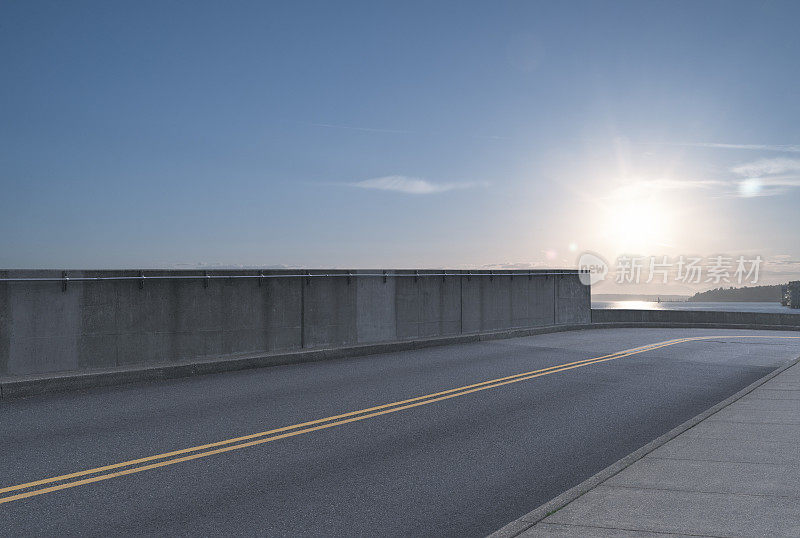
[2,328,800,537]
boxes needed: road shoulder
[491,354,800,537]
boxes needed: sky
[1,1,799,292]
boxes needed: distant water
[592,301,800,314]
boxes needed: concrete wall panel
[512,275,557,328]
[8,272,81,375]
[0,280,9,375]
[460,276,482,334]
[480,277,513,331]
[532,276,558,326]
[356,273,396,344]
[302,275,357,348]
[395,273,427,339]
[264,277,302,351]
[438,276,462,337]
[556,274,591,324]
[395,272,461,339]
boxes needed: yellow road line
[0,337,692,496]
[0,340,690,504]
[2,334,798,505]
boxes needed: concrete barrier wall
[0,269,589,377]
[592,308,800,327]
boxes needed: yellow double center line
[1,334,798,505]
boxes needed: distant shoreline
[687,284,784,303]
[594,286,788,303]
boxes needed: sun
[600,180,677,254]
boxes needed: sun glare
[601,179,677,253]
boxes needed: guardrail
[0,270,584,284]
[0,270,587,293]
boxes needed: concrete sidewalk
[520,361,800,537]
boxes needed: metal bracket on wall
[305,271,311,286]
[382,270,387,283]
[528,271,532,280]
[414,270,419,282]
[203,271,209,288]
[466,271,471,281]
[62,271,68,292]
[489,270,494,281]
[258,271,264,287]
[347,272,352,285]
[139,271,145,290]
[442,271,447,283]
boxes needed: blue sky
[2,1,799,289]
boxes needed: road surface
[2,328,799,536]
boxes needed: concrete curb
[4,322,800,400]
[488,352,800,538]
[590,321,800,331]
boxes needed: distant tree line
[688,284,785,302]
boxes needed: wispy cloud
[731,158,800,177]
[348,176,487,194]
[309,122,509,141]
[731,158,800,197]
[641,178,725,190]
[679,142,800,153]
[601,167,800,200]
[602,178,725,200]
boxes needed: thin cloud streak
[310,122,413,134]
[598,170,800,200]
[348,176,488,194]
[601,178,725,201]
[309,128,800,154]
[678,142,800,153]
[731,158,800,177]
[310,122,509,141]
[641,178,725,190]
